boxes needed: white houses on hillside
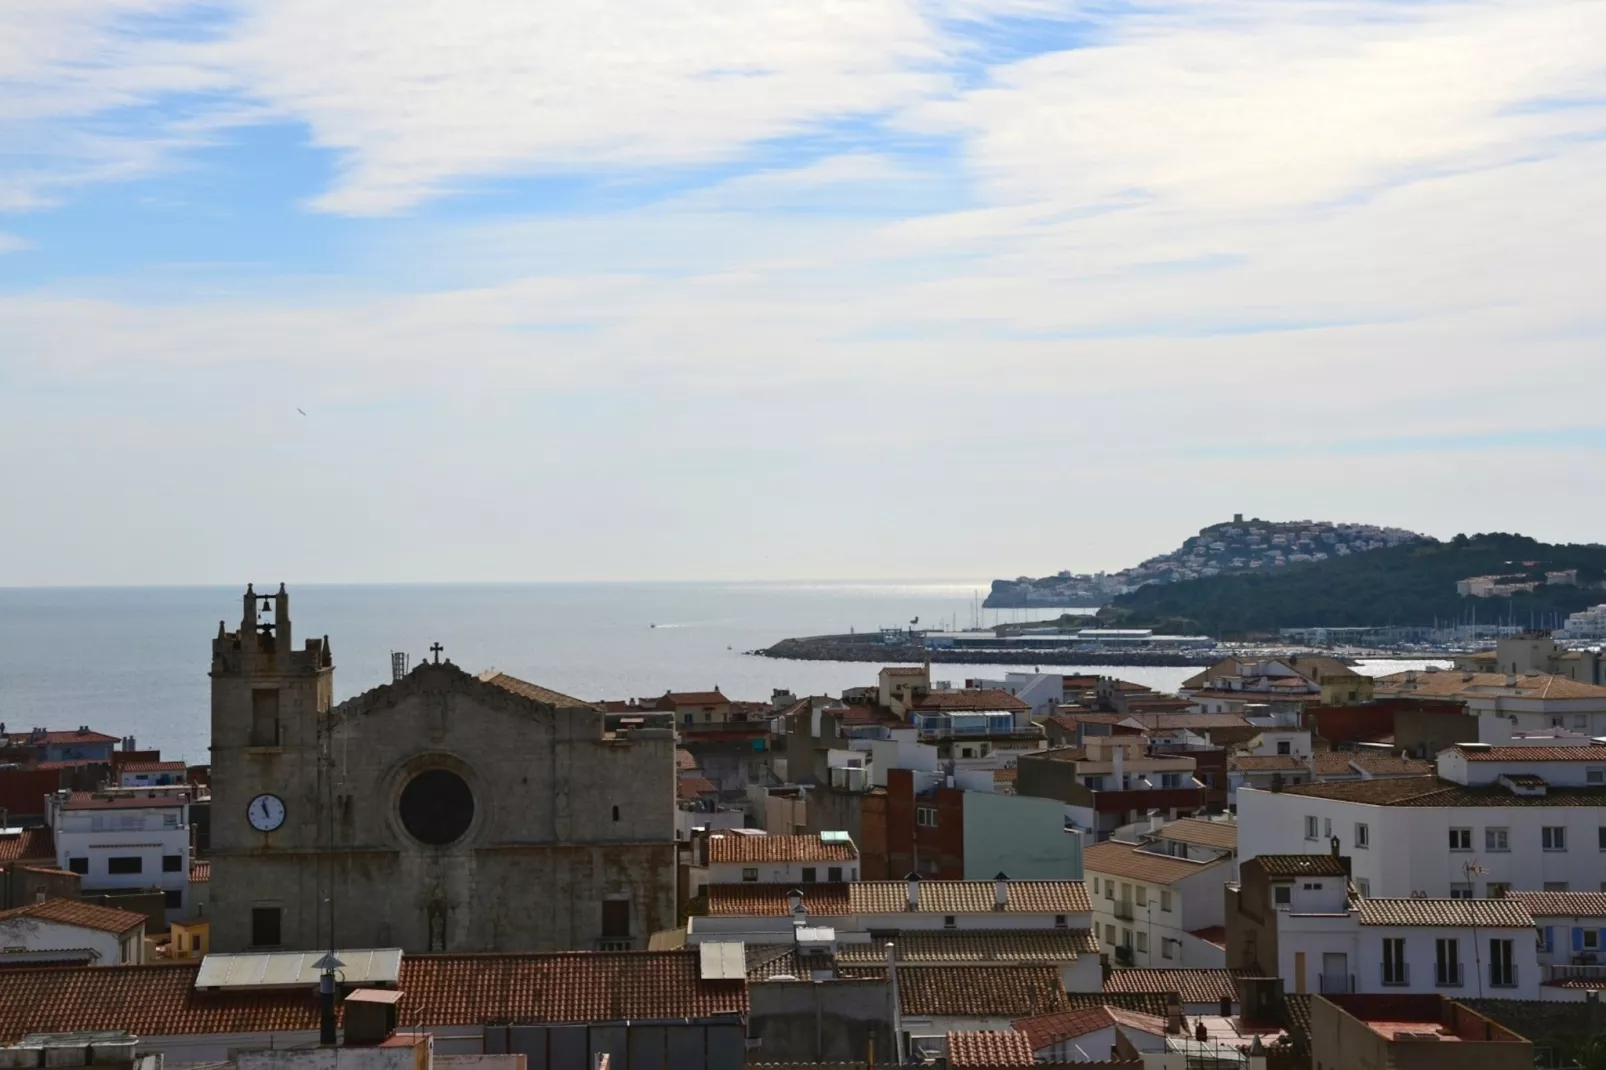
[1238,738,1606,899]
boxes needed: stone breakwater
[750,634,1221,667]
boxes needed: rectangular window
[107,857,142,875]
[1121,928,1132,948]
[742,867,758,882]
[1584,929,1601,951]
[162,855,182,873]
[1543,827,1567,852]
[1136,931,1148,953]
[1136,885,1148,907]
[1355,878,1370,897]
[1105,923,1116,944]
[68,857,88,874]
[1382,938,1407,986]
[1105,881,1115,900]
[1277,740,1291,755]
[1486,827,1510,852]
[1599,827,1606,851]
[827,866,842,882]
[1588,769,1605,785]
[1091,877,1099,895]
[916,807,938,828]
[164,889,183,909]
[1449,828,1472,851]
[1354,823,1369,849]
[601,899,631,939]
[1273,885,1292,906]
[1490,939,1516,987]
[1161,890,1173,912]
[1054,915,1067,929]
[1162,938,1174,959]
[801,867,817,883]
[1324,818,1333,839]
[1121,882,1131,900]
[1435,938,1462,987]
[251,906,282,948]
[1449,883,1474,899]
[943,915,956,929]
[250,689,281,747]
[1304,816,1319,840]
[162,813,179,828]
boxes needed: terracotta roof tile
[1229,756,1307,772]
[900,966,1065,1017]
[912,690,1031,713]
[1151,819,1237,851]
[1249,855,1348,878]
[1272,778,1606,807]
[835,930,1097,965]
[707,883,854,917]
[1103,969,1247,1004]
[946,1031,1035,1068]
[1311,753,1432,777]
[707,834,856,864]
[1012,1007,1115,1049]
[5,730,121,746]
[481,672,599,710]
[1356,898,1533,928]
[1504,891,1606,917]
[1189,927,1227,949]
[1083,842,1226,886]
[1459,746,1606,762]
[1379,670,1606,701]
[744,945,807,980]
[675,749,699,771]
[190,861,210,883]
[1064,992,1171,1017]
[1105,1007,1170,1037]
[678,777,718,800]
[1132,714,1252,731]
[0,899,146,934]
[118,762,188,773]
[661,691,729,707]
[0,827,54,863]
[63,791,188,811]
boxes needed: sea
[0,582,1434,765]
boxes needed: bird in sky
[297,408,306,416]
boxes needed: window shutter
[1546,926,1555,951]
[1575,927,1586,952]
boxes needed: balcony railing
[1114,945,1134,965]
[1319,974,1355,995]
[1112,900,1136,921]
[596,938,635,951]
[1380,963,1410,987]
[1434,963,1465,988]
[1544,964,1606,982]
[1490,966,1519,989]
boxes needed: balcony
[1114,945,1134,966]
[1434,963,1465,988]
[1380,963,1410,987]
[595,938,636,951]
[1544,964,1606,982]
[1114,900,1135,921]
[1319,974,1355,995]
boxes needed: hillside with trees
[1097,533,1606,637]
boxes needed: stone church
[207,585,676,954]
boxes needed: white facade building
[0,898,147,964]
[1084,838,1231,969]
[1506,890,1606,1000]
[1239,739,1606,900]
[45,787,192,921]
[693,831,860,893]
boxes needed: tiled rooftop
[118,761,188,773]
[1503,891,1606,917]
[1103,969,1246,1004]
[0,827,54,863]
[1251,854,1349,878]
[1356,899,1534,928]
[899,966,1065,1017]
[912,689,1031,713]
[1458,745,1606,762]
[678,777,718,800]
[190,861,210,883]
[1271,777,1606,807]
[1151,818,1237,851]
[675,749,698,770]
[707,883,854,917]
[707,833,856,864]
[834,930,1099,965]
[479,672,599,710]
[1311,753,1432,777]
[62,791,188,811]
[1378,670,1606,701]
[708,880,1090,916]
[661,691,730,707]
[1229,755,1308,772]
[1130,714,1253,731]
[1011,1006,1114,1049]
[946,1030,1035,1068]
[1083,841,1225,886]
[0,899,147,934]
[4,730,120,746]
[1189,926,1227,949]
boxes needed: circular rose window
[398,768,475,846]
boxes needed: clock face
[247,793,286,832]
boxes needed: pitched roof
[62,791,187,811]
[118,762,187,773]
[675,749,699,771]
[1230,756,1307,772]
[1103,969,1245,1004]
[707,833,856,864]
[1503,891,1606,917]
[1457,745,1606,762]
[1377,670,1606,701]
[1271,778,1606,807]
[1190,927,1227,949]
[0,827,54,863]
[834,930,1098,966]
[480,672,599,710]
[1131,714,1252,732]
[1250,854,1349,878]
[1064,992,1172,1017]
[899,966,1065,1017]
[1106,1007,1171,1038]
[705,880,1090,917]
[678,777,718,800]
[946,1031,1035,1068]
[662,691,729,706]
[1152,819,1237,851]
[1082,842,1225,886]
[912,690,1031,713]
[1012,1007,1115,1049]
[0,899,146,935]
[5,730,120,745]
[1356,899,1534,928]
[190,861,210,883]
[1311,753,1432,777]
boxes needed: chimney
[1165,996,1183,1035]
[905,872,921,911]
[994,872,1009,911]
[788,888,806,926]
[1220,996,1233,1017]
[319,969,337,1045]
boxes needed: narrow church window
[399,769,475,846]
[612,806,620,822]
[251,906,282,947]
[250,689,281,747]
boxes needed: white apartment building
[1238,739,1606,900]
[1229,855,1541,999]
[1084,837,1231,969]
[690,831,860,895]
[1376,666,1606,738]
[45,787,192,920]
[1506,890,1606,999]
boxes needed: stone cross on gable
[430,642,444,664]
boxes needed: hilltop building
[208,585,676,954]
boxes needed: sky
[2,0,1605,586]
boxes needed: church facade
[207,585,676,953]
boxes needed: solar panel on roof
[819,831,850,843]
[698,941,746,981]
[194,948,403,990]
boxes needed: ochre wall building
[208,585,675,954]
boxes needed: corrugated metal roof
[194,948,403,990]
